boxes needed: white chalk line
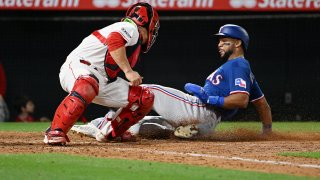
[115,148,320,169]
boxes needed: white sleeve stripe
[230,91,250,95]
[250,94,265,102]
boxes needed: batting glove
[184,83,224,107]
[184,83,209,103]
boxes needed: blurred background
[1,0,319,122]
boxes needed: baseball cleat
[95,132,108,142]
[174,124,199,139]
[95,121,113,142]
[44,129,69,146]
[71,123,100,138]
[95,131,137,142]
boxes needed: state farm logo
[229,0,320,9]
[93,0,121,8]
[92,0,215,8]
[230,0,256,8]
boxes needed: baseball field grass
[1,121,320,132]
[0,121,319,180]
[279,152,320,159]
[0,153,314,180]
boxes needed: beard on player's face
[220,49,233,61]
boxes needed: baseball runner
[71,24,272,141]
[43,2,160,145]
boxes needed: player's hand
[184,83,208,103]
[125,70,143,86]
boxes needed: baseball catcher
[44,2,160,145]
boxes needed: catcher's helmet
[215,24,249,51]
[125,2,160,53]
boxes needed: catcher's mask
[125,2,160,53]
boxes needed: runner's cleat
[174,124,199,139]
[71,123,100,138]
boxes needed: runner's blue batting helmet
[215,24,249,51]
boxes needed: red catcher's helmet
[126,2,160,53]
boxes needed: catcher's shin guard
[108,86,154,139]
[50,75,99,134]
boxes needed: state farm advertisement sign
[1,0,320,11]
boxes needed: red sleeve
[106,32,126,52]
[0,63,6,96]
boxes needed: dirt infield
[0,130,319,177]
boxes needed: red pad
[50,75,99,134]
[109,86,154,138]
[72,75,99,102]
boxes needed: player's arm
[252,97,272,134]
[184,83,249,109]
[106,32,142,86]
[109,46,142,86]
[185,66,252,109]
[222,93,249,109]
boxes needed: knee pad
[107,86,154,138]
[128,86,154,113]
[50,74,99,134]
[72,74,99,104]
